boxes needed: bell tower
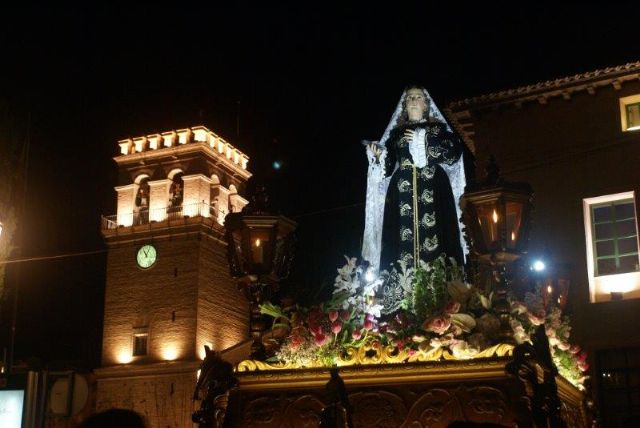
[95,125,251,426]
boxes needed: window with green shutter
[591,199,640,276]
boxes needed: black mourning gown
[380,121,464,271]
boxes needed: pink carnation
[308,320,322,336]
[444,301,461,314]
[328,310,339,322]
[289,335,304,352]
[331,321,342,335]
[363,319,374,331]
[314,332,329,347]
[578,361,590,372]
[424,316,451,335]
[352,328,362,340]
[577,351,588,363]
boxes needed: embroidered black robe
[380,121,464,269]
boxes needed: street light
[531,260,546,272]
[462,158,533,342]
[224,186,296,360]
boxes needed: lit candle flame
[547,285,553,294]
[253,237,264,263]
[511,231,515,241]
[492,209,498,223]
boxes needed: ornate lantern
[462,160,533,265]
[224,186,296,359]
[462,158,533,341]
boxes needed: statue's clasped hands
[403,129,417,143]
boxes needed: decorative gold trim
[237,359,306,372]
[236,343,514,373]
[236,359,515,391]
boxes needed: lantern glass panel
[506,201,523,250]
[247,227,272,267]
[476,201,500,250]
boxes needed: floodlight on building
[162,345,179,361]
[116,349,133,364]
[532,260,546,272]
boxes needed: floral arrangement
[260,255,589,389]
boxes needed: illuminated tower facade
[95,126,251,426]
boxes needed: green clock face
[136,244,157,269]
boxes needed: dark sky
[2,3,639,367]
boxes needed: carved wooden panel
[282,395,324,428]
[238,384,530,427]
[349,391,408,428]
[401,388,461,428]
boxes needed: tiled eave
[445,61,640,153]
[449,61,640,110]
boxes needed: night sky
[1,3,639,368]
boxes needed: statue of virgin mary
[362,87,467,297]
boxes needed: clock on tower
[136,244,157,269]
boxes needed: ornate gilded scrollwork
[236,342,514,372]
[237,359,308,372]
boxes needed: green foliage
[554,348,583,384]
[412,255,460,320]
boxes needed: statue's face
[405,88,427,121]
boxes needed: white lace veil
[378,87,450,147]
[362,87,468,271]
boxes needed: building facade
[95,126,251,427]
[447,62,640,427]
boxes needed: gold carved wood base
[236,385,521,427]
[225,358,588,428]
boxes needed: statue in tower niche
[362,86,467,313]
